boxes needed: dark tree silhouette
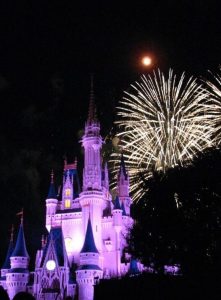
[128,147,221,276]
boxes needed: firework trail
[205,67,221,144]
[112,69,217,201]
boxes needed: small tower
[62,161,74,210]
[0,225,14,290]
[117,154,132,216]
[81,77,102,192]
[46,170,58,231]
[80,79,105,252]
[102,162,109,192]
[6,214,30,300]
[76,217,103,300]
[112,196,123,276]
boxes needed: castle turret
[6,216,29,299]
[113,196,123,227]
[82,78,102,192]
[102,162,109,192]
[80,80,105,252]
[46,170,58,231]
[76,217,102,300]
[62,166,74,210]
[112,196,123,276]
[117,154,132,216]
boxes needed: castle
[0,87,143,299]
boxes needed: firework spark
[112,69,217,201]
[205,67,221,144]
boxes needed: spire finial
[88,73,96,122]
[51,169,54,184]
[41,235,45,248]
[16,208,24,225]
[10,224,14,242]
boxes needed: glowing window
[46,260,56,271]
[64,237,73,252]
[65,199,71,208]
[65,189,71,197]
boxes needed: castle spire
[87,74,97,123]
[10,224,14,242]
[47,170,57,199]
[82,78,102,191]
[11,218,29,258]
[117,153,131,215]
[80,216,99,254]
[113,195,122,210]
[119,153,128,179]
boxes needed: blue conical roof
[87,75,97,123]
[80,217,98,253]
[47,170,57,199]
[2,239,14,269]
[113,196,121,210]
[121,202,127,216]
[47,183,57,199]
[40,227,65,267]
[128,258,140,275]
[11,224,29,258]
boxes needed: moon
[142,56,152,66]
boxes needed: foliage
[128,147,221,275]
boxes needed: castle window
[65,199,71,208]
[65,189,71,197]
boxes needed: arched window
[65,189,71,197]
[51,278,60,289]
[41,278,49,288]
[65,199,71,208]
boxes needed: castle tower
[117,154,132,216]
[62,166,74,210]
[112,196,123,276]
[102,162,109,192]
[46,170,58,231]
[82,77,102,192]
[76,217,103,300]
[79,80,105,252]
[6,216,30,299]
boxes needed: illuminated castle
[0,86,143,299]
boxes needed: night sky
[0,1,221,266]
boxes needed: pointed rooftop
[113,196,121,210]
[121,202,127,216]
[2,226,14,269]
[87,74,97,124]
[128,258,140,276]
[119,153,128,179]
[11,222,29,258]
[47,170,57,199]
[40,227,66,267]
[80,217,99,253]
